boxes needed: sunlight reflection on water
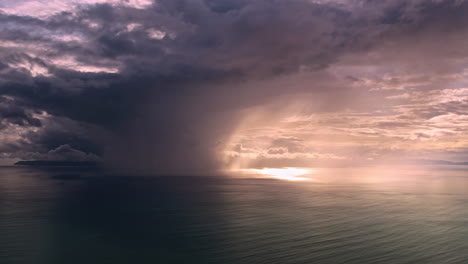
[233,167,317,181]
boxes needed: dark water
[1,166,468,264]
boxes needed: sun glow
[237,167,314,181]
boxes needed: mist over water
[1,166,468,264]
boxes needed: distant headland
[14,160,99,167]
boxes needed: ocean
[1,166,468,264]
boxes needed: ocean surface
[1,166,468,264]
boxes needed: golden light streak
[236,167,314,181]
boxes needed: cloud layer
[1,0,468,173]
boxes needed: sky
[0,0,467,174]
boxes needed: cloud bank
[1,0,468,174]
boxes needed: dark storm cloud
[0,96,41,127]
[1,0,468,173]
